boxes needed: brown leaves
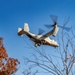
[0,37,20,75]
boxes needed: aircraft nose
[54,42,59,47]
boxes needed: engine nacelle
[53,24,59,37]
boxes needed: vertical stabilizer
[18,28,22,33]
[24,23,30,32]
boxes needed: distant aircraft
[18,23,59,47]
[18,15,70,47]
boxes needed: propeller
[58,26,71,31]
[44,15,58,28]
[44,24,54,28]
[44,15,71,31]
[50,15,58,23]
[38,28,45,35]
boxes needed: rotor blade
[59,25,71,31]
[50,15,58,23]
[38,28,45,35]
[44,24,54,29]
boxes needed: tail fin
[18,23,30,36]
[24,23,30,32]
[18,28,22,33]
[18,28,24,36]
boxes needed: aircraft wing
[40,30,53,39]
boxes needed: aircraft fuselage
[26,32,58,47]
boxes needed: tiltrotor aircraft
[18,15,70,47]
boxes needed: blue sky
[0,0,75,75]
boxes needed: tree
[0,37,20,75]
[22,16,75,75]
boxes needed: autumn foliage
[0,37,20,75]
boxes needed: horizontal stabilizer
[18,28,26,36]
[18,23,30,36]
[18,28,22,33]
